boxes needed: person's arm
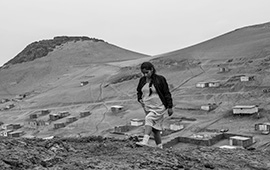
[137,78,143,103]
[162,76,173,116]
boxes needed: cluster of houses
[0,93,29,111]
[26,109,92,130]
[195,75,255,88]
[0,103,15,111]
[51,111,91,129]
[113,117,184,135]
[0,122,24,137]
[113,118,145,134]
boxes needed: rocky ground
[1,136,270,170]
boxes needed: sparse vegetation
[4,36,105,65]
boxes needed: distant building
[29,113,38,119]
[130,119,144,126]
[208,81,220,87]
[111,105,124,114]
[114,125,130,133]
[59,111,70,117]
[80,111,91,118]
[49,111,69,121]
[240,76,254,82]
[196,82,209,88]
[201,105,212,111]
[229,136,253,148]
[9,131,24,137]
[53,122,66,129]
[201,103,217,111]
[0,130,13,137]
[15,94,26,100]
[80,81,89,86]
[66,116,78,124]
[240,76,250,82]
[233,105,258,115]
[219,67,229,73]
[169,123,184,131]
[49,113,61,121]
[1,123,21,130]
[255,122,270,134]
[41,109,50,116]
[25,120,46,129]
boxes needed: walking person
[136,62,173,149]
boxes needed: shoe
[157,143,163,149]
[136,135,150,146]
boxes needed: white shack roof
[131,118,144,122]
[111,105,124,109]
[233,105,257,109]
[230,136,250,140]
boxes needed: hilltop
[4,36,105,66]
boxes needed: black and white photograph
[0,0,270,169]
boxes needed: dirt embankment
[0,136,270,170]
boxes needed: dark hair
[140,62,156,96]
[140,62,156,75]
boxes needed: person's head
[140,62,156,78]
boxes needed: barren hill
[1,22,270,169]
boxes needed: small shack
[196,82,209,88]
[80,111,91,118]
[49,111,69,121]
[66,116,78,124]
[114,125,130,133]
[219,67,229,73]
[54,122,66,129]
[1,123,21,130]
[111,105,124,114]
[240,76,249,82]
[229,136,253,148]
[201,103,217,111]
[0,130,13,137]
[41,109,50,116]
[208,81,220,87]
[255,122,270,134]
[9,131,24,137]
[29,113,38,119]
[26,120,46,129]
[130,119,144,126]
[59,111,70,117]
[232,105,258,115]
[169,123,184,131]
[240,76,254,82]
[15,94,26,100]
[80,81,89,86]
[49,113,61,121]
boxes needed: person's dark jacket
[137,74,173,109]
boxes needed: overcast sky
[0,0,270,66]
